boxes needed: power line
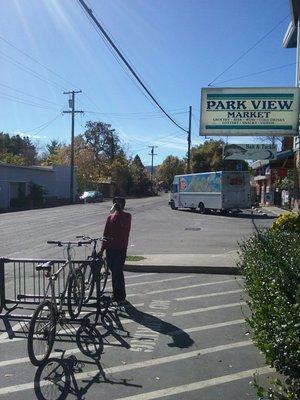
[0,82,64,107]
[131,131,187,153]
[84,110,188,120]
[208,15,289,86]
[0,92,62,111]
[18,114,62,135]
[77,0,188,133]
[210,62,296,85]
[0,35,80,90]
[0,50,66,91]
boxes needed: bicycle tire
[28,300,56,366]
[67,269,84,319]
[82,263,95,304]
[99,258,109,296]
[34,357,71,400]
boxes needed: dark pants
[106,249,127,301]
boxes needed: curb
[124,264,239,275]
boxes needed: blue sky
[0,0,296,164]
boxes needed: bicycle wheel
[28,300,56,366]
[67,269,84,319]
[99,258,109,296]
[82,263,95,304]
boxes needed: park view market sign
[200,87,299,136]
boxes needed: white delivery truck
[169,171,251,213]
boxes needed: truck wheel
[198,202,205,214]
[170,201,178,210]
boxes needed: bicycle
[76,236,110,303]
[27,240,89,367]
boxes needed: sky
[0,0,297,165]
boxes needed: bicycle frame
[43,242,84,318]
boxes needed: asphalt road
[0,197,275,399]
[0,193,274,259]
[0,271,274,400]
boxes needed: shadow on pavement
[33,306,140,400]
[118,301,194,349]
[179,209,276,219]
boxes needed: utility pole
[63,90,84,204]
[187,106,192,173]
[148,146,158,180]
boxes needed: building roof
[0,162,54,172]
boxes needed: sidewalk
[256,205,288,217]
[125,251,239,275]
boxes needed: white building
[0,163,75,209]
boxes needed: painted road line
[127,278,242,297]
[0,303,145,345]
[124,273,158,280]
[0,346,83,368]
[176,289,243,301]
[126,275,194,288]
[0,319,246,368]
[0,320,29,342]
[172,319,245,335]
[0,340,254,395]
[114,366,274,400]
[173,302,247,316]
[108,273,158,283]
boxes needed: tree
[129,155,151,195]
[46,140,62,156]
[83,121,124,163]
[156,155,185,187]
[191,140,248,173]
[110,155,131,195]
[0,132,37,165]
[0,152,26,165]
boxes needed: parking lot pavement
[0,272,274,400]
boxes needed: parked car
[79,191,104,203]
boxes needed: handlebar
[47,240,91,247]
[75,236,110,242]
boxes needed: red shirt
[101,211,132,250]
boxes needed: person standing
[100,197,131,305]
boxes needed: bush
[238,230,300,399]
[271,212,300,234]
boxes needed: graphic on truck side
[179,172,221,193]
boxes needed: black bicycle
[76,236,110,303]
[27,240,89,366]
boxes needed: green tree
[46,140,62,156]
[0,152,26,165]
[156,155,185,187]
[83,121,124,163]
[110,155,131,195]
[191,140,248,173]
[129,155,151,195]
[0,132,37,165]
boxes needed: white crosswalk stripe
[127,278,242,297]
[114,366,274,400]
[0,340,254,395]
[176,289,243,301]
[172,302,247,316]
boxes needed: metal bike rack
[0,257,91,316]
